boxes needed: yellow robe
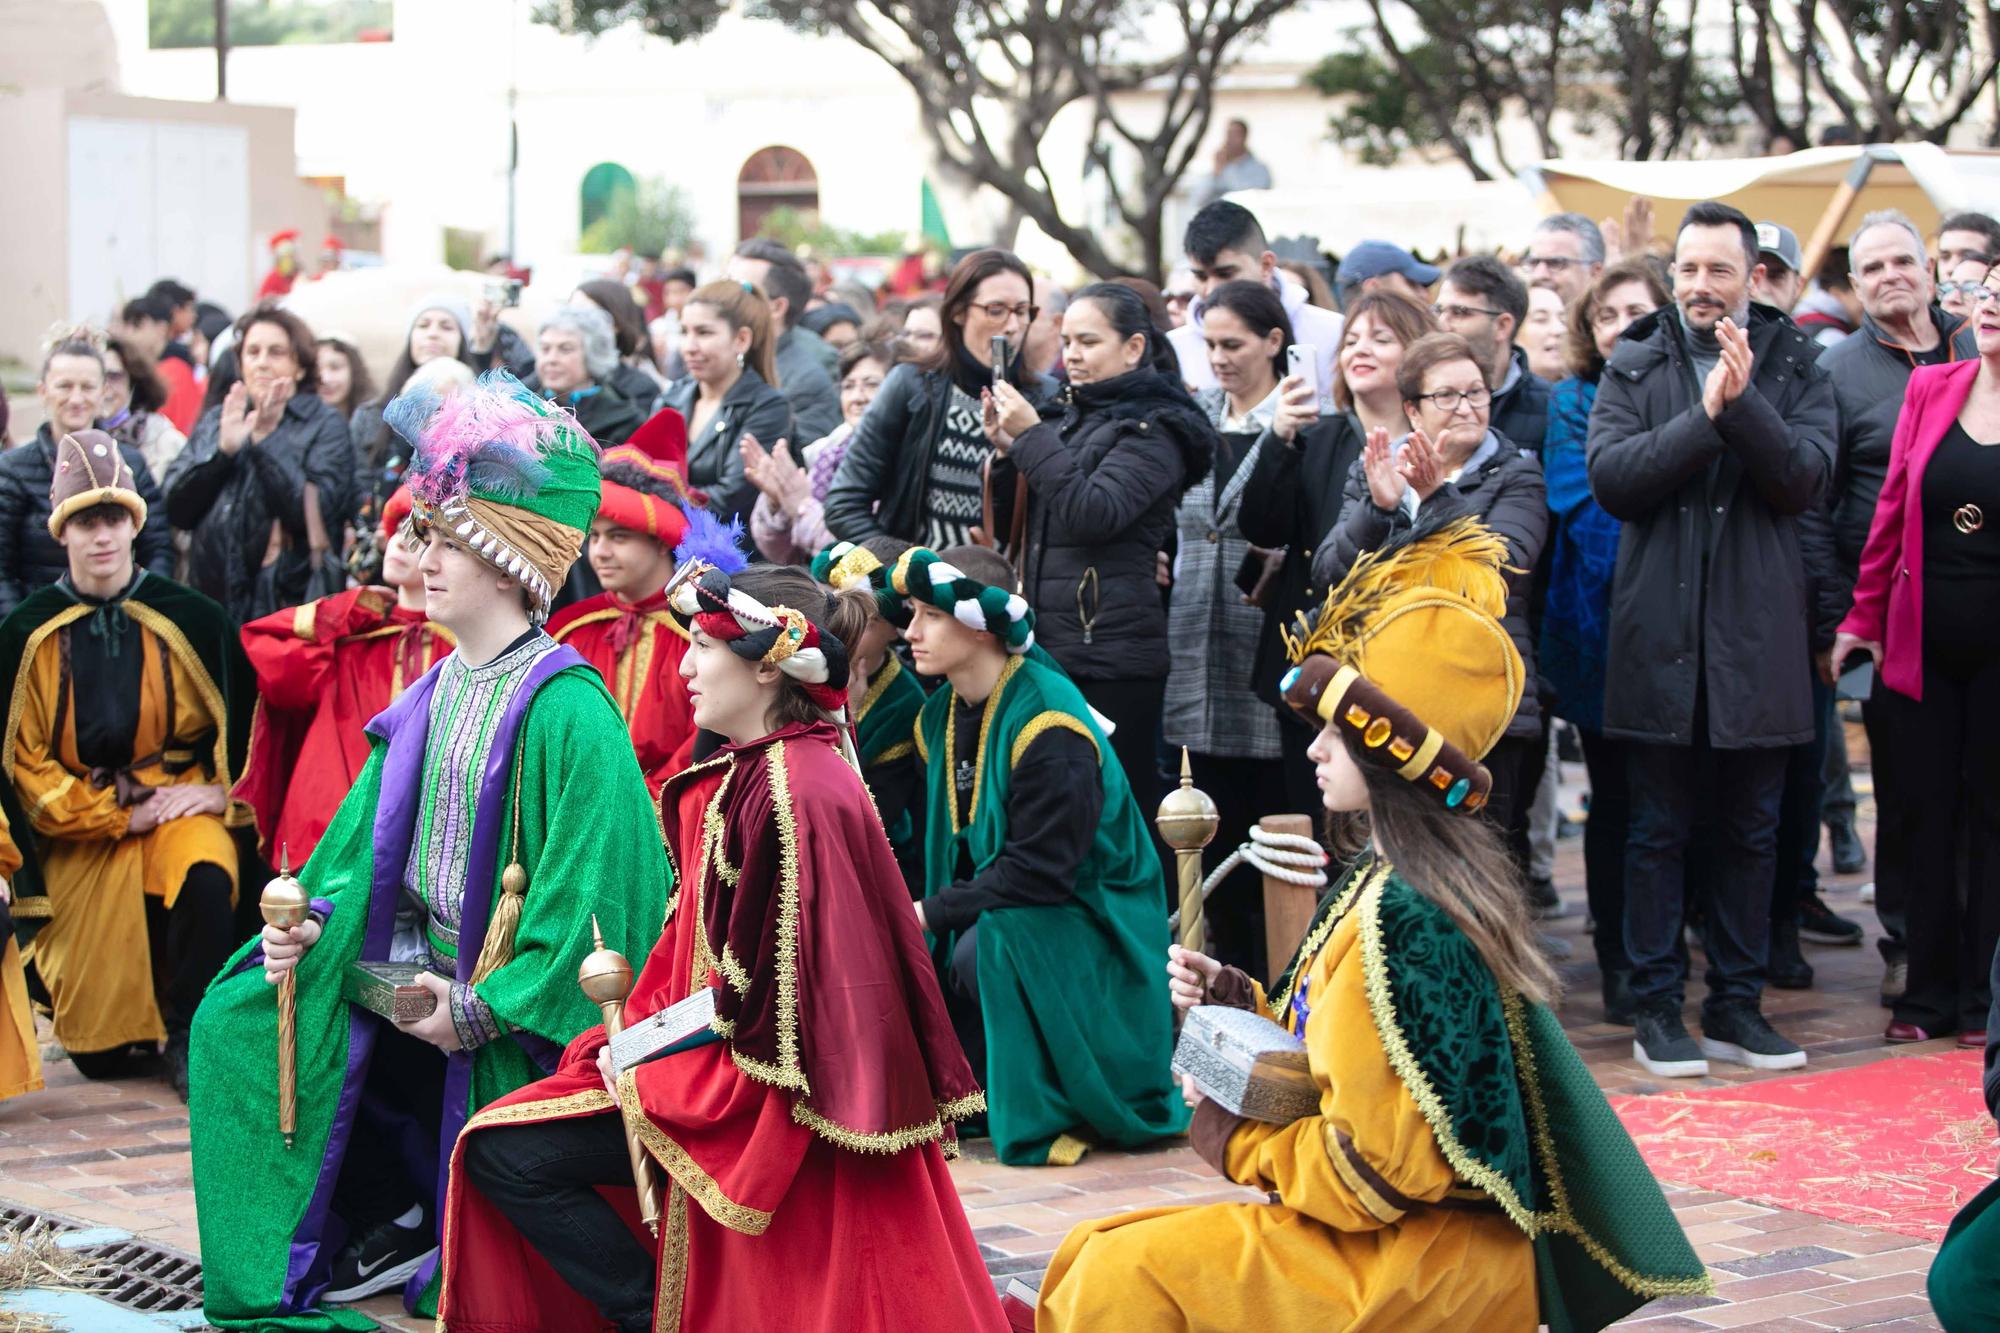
[11,622,240,1056]
[1037,906,1537,1332]
[0,812,37,1104]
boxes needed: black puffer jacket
[1492,347,1552,451]
[992,368,1216,680]
[654,366,795,528]
[822,359,1060,543]
[1312,431,1548,738]
[164,393,358,623]
[0,425,176,616]
[1584,304,1836,748]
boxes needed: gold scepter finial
[1156,749,1220,955]
[259,845,311,1149]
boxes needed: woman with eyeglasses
[822,249,1060,547]
[1939,257,1992,323]
[1540,258,1669,1022]
[1835,268,2000,1051]
[1312,332,1548,889]
[747,339,897,563]
[101,332,189,482]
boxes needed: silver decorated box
[1171,1004,1318,1124]
[609,986,718,1075]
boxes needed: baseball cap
[1337,240,1442,293]
[1755,222,1803,274]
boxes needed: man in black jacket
[1587,201,1837,1079]
[1820,211,1979,1007]
[1435,254,1551,451]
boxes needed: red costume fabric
[546,588,695,797]
[234,586,451,864]
[437,723,1002,1333]
[155,357,201,435]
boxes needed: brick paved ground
[0,744,1976,1330]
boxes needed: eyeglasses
[970,301,1037,323]
[1940,280,1990,298]
[1432,302,1504,321]
[1415,386,1492,412]
[1523,255,1582,272]
[103,371,128,385]
[839,375,885,393]
[1971,286,2000,308]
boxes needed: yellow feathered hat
[1279,515,1524,814]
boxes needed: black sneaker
[1798,894,1863,946]
[1700,1006,1806,1071]
[322,1213,434,1303]
[1827,819,1867,875]
[1633,1006,1708,1078]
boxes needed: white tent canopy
[1223,170,1543,257]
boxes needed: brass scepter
[259,848,311,1149]
[1156,749,1220,954]
[579,915,665,1238]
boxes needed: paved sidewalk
[0,765,1974,1330]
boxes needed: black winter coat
[0,425,176,616]
[655,367,795,528]
[992,369,1216,681]
[1585,304,1836,748]
[1236,412,1365,707]
[1311,432,1548,738]
[1492,347,1552,451]
[1819,304,1976,597]
[164,393,359,623]
[822,361,1059,544]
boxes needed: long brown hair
[729,565,873,729]
[1333,292,1439,411]
[929,248,1035,376]
[1330,737,1560,1005]
[1565,257,1671,380]
[687,281,778,388]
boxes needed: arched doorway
[579,161,637,235]
[737,146,819,239]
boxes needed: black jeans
[1867,653,2000,1033]
[1863,690,1912,965]
[1076,675,1171,897]
[1578,729,1631,977]
[67,861,233,1076]
[1624,735,1789,1015]
[1771,676,1835,926]
[462,1110,659,1333]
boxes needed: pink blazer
[1839,357,1982,701]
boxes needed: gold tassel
[469,863,528,985]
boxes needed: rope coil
[1167,825,1329,932]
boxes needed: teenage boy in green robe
[896,544,1186,1167]
[188,372,668,1330]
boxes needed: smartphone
[990,335,1010,386]
[486,278,523,309]
[1286,344,1319,399]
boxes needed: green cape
[916,653,1188,1165]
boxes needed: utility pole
[214,0,229,101]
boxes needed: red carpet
[1611,1049,1998,1241]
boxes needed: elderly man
[1586,201,1837,1080]
[1523,213,1605,306]
[729,238,841,440]
[1820,209,1979,1012]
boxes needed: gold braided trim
[853,654,901,726]
[945,655,1022,836]
[1046,1132,1091,1167]
[10,897,50,920]
[1356,870,1535,1233]
[687,766,736,991]
[938,1089,988,1121]
[660,752,735,897]
[716,942,752,997]
[1008,710,1099,768]
[2,605,92,790]
[126,604,242,820]
[1270,862,1386,1021]
[654,1183,689,1332]
[1503,992,1720,1298]
[791,1100,944,1155]
[760,741,806,1088]
[873,740,915,765]
[616,1067,773,1235]
[291,600,317,641]
[913,717,929,763]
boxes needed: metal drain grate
[0,1202,206,1314]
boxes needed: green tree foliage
[578,176,698,255]
[149,0,393,49]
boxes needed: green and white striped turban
[889,547,1035,654]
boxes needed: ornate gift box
[609,986,719,1075]
[1171,1004,1318,1124]
[342,961,438,1022]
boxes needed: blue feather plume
[674,506,749,575]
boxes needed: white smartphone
[1286,344,1319,399]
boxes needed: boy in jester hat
[811,536,927,895]
[1034,513,1707,1332]
[188,370,668,1329]
[896,543,1187,1167]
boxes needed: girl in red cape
[436,561,1004,1333]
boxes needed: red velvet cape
[234,587,451,864]
[437,724,1003,1333]
[547,588,695,797]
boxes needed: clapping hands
[1701,317,1754,420]
[1360,426,1447,511]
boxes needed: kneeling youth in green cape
[896,543,1188,1166]
[188,372,669,1329]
